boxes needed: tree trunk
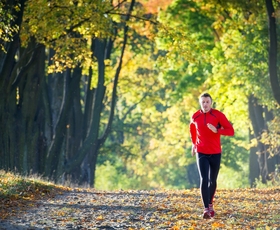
[18,42,46,174]
[67,38,106,186]
[64,0,136,187]
[0,33,45,174]
[248,94,278,184]
[0,0,26,171]
[265,0,280,105]
[0,0,136,189]
[249,130,259,187]
[248,95,267,183]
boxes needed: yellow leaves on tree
[22,0,112,73]
[139,0,173,14]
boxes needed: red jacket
[190,108,234,154]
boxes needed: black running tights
[196,153,221,208]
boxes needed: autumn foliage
[0,171,70,220]
[1,171,280,229]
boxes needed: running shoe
[209,203,215,217]
[203,208,211,219]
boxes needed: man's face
[199,96,212,113]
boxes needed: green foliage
[0,1,20,51]
[221,135,249,170]
[22,0,113,72]
[260,115,280,157]
[1,0,278,190]
[254,166,280,188]
[156,0,215,99]
[98,92,193,190]
[95,161,141,190]
[218,163,250,189]
[155,0,252,171]
[95,0,270,190]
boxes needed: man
[189,93,234,219]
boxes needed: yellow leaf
[96,215,104,221]
[212,221,225,228]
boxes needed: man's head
[199,93,212,113]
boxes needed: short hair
[200,93,212,102]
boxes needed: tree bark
[265,0,280,105]
[248,94,278,184]
[248,95,267,183]
[64,0,136,187]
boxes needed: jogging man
[189,93,234,219]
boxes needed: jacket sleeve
[217,112,234,136]
[189,120,197,145]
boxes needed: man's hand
[191,145,196,157]
[207,123,218,133]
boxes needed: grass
[0,170,70,219]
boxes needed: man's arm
[189,122,197,156]
[217,113,234,136]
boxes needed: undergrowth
[0,170,70,219]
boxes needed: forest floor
[0,171,280,230]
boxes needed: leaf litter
[1,182,280,229]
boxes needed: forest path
[0,188,279,229]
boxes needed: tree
[2,0,279,190]
[265,0,280,105]
[155,0,280,187]
[0,0,162,187]
[0,0,28,172]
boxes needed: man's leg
[207,154,221,217]
[209,154,221,204]
[197,153,210,208]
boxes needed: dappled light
[1,172,280,229]
[1,0,280,227]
